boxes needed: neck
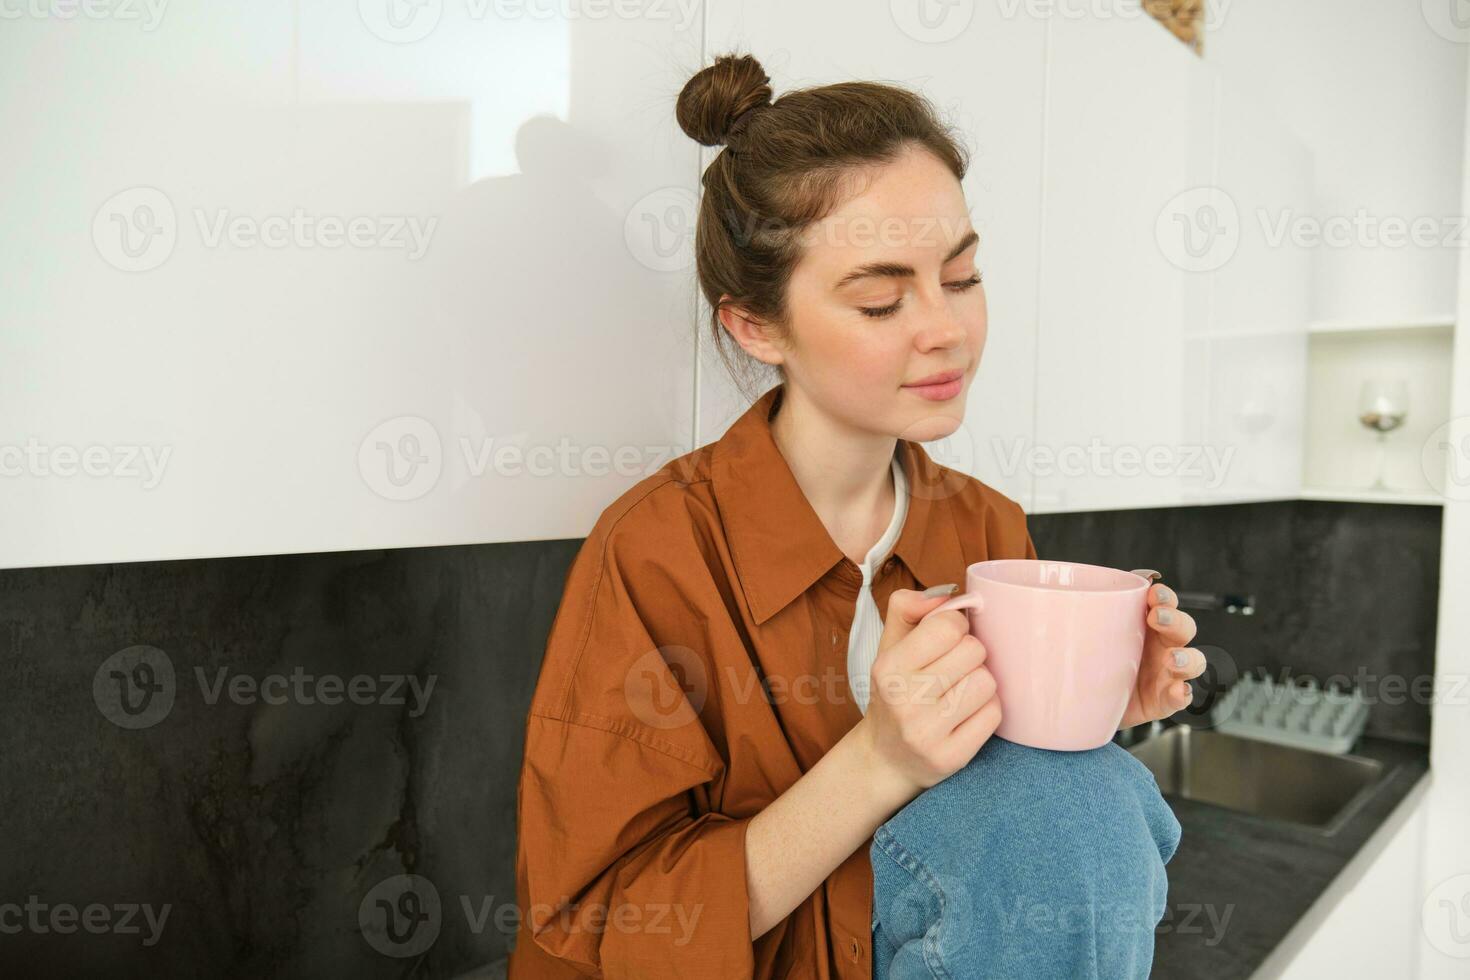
[769,383,898,547]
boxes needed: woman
[509,53,1204,979]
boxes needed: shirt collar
[710,382,968,625]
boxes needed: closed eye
[859,272,983,320]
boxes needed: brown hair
[675,52,971,401]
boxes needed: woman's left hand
[1118,571,1206,730]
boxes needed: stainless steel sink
[1126,725,1385,835]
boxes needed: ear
[717,297,786,368]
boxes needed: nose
[914,291,970,351]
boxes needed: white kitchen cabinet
[1032,14,1217,514]
[0,1,703,569]
[1209,0,1466,330]
[699,2,1047,509]
[1,0,1332,571]
[1263,783,1429,980]
[1181,79,1313,504]
[1180,328,1307,504]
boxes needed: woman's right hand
[857,587,1002,801]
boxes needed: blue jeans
[870,735,1182,979]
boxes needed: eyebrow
[832,229,980,290]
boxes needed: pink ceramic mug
[920,559,1152,751]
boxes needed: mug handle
[921,591,985,622]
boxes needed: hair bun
[676,53,773,148]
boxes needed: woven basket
[1142,0,1205,55]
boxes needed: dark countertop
[1149,733,1431,980]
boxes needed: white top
[847,451,909,715]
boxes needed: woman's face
[739,143,987,444]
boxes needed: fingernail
[1157,586,1174,604]
[1173,649,1188,668]
[923,583,960,598]
[1158,608,1174,626]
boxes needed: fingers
[1153,639,1204,714]
[888,604,972,672]
[1145,581,1177,609]
[909,634,987,701]
[1141,581,1203,707]
[870,634,993,720]
[1140,578,1199,646]
[1167,645,1207,680]
[1146,583,1197,645]
[878,587,957,658]
[937,664,998,727]
[944,693,1002,752]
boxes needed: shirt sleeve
[518,716,754,977]
[515,499,756,979]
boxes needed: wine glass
[1357,379,1409,490]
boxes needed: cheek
[798,327,906,413]
[806,312,904,374]
[970,302,989,357]
[841,329,910,386]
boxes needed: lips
[904,369,964,387]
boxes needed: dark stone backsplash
[1,540,579,979]
[0,500,1439,977]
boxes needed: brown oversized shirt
[510,382,1037,979]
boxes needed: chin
[894,405,966,445]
